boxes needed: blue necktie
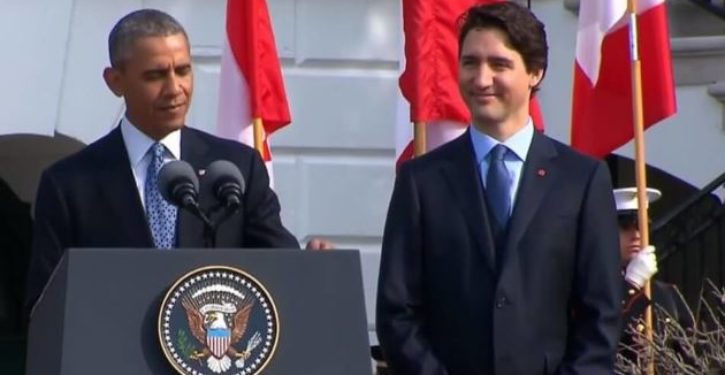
[145,142,177,249]
[486,144,511,229]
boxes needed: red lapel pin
[537,168,546,177]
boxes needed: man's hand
[305,238,335,251]
[625,245,658,288]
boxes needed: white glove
[625,245,658,288]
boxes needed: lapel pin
[198,169,206,176]
[537,168,546,177]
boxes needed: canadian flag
[396,0,545,168]
[217,0,291,182]
[571,0,676,158]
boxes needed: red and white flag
[571,0,676,158]
[217,0,291,182]
[396,0,545,168]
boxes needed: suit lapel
[503,132,558,262]
[177,127,212,248]
[440,131,497,271]
[97,128,154,247]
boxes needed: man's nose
[163,73,183,95]
[472,64,493,88]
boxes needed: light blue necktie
[145,142,177,249]
[486,144,511,229]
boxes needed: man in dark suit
[25,9,327,314]
[376,3,621,374]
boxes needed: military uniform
[619,279,694,365]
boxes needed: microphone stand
[161,161,242,249]
[173,182,241,248]
[203,202,241,248]
[184,203,217,248]
[203,223,216,249]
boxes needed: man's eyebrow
[142,67,169,76]
[488,56,514,65]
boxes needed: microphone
[159,160,217,247]
[158,160,200,210]
[204,160,245,211]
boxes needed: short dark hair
[617,211,639,230]
[457,2,548,93]
[108,9,188,68]
[617,211,652,230]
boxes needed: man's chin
[471,115,505,130]
[156,120,185,131]
[147,123,185,139]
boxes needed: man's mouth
[159,103,185,112]
[471,93,497,103]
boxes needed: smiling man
[25,9,304,312]
[376,3,622,374]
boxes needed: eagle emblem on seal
[159,266,279,375]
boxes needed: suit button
[495,296,508,308]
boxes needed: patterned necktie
[486,144,511,229]
[145,142,177,249]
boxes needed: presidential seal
[158,266,279,375]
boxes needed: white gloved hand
[625,245,658,288]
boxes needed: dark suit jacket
[0,178,32,334]
[26,126,298,312]
[376,130,622,375]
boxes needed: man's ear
[103,67,124,97]
[529,68,544,89]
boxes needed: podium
[26,249,371,375]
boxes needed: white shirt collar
[502,119,534,162]
[470,118,534,163]
[120,116,181,166]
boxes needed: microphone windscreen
[158,160,199,204]
[204,160,246,198]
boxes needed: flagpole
[627,0,655,373]
[253,117,265,154]
[414,121,427,156]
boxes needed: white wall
[0,0,72,136]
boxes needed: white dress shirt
[120,117,181,209]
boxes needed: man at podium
[25,9,328,314]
